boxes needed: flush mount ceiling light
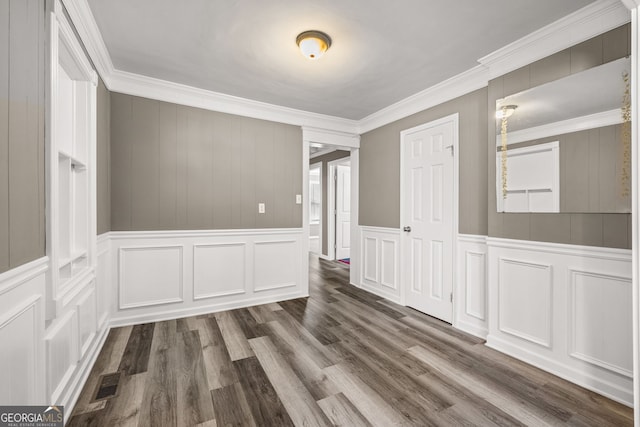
[296,30,332,60]
[496,105,518,119]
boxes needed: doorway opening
[328,158,351,265]
[309,162,322,255]
[308,146,351,266]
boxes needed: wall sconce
[496,105,517,119]
[498,105,517,199]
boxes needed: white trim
[358,66,488,134]
[487,236,633,406]
[487,237,632,261]
[478,0,630,79]
[309,162,323,256]
[486,334,633,406]
[118,245,185,309]
[399,113,460,315]
[61,0,630,136]
[622,0,640,10]
[109,228,303,240]
[61,324,109,422]
[109,69,359,133]
[0,257,49,296]
[568,268,633,378]
[628,1,640,421]
[303,127,360,148]
[60,0,115,84]
[359,225,401,302]
[457,234,488,244]
[109,291,305,328]
[497,257,553,348]
[496,109,623,146]
[454,234,489,339]
[326,157,352,261]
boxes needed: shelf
[59,251,88,269]
[58,150,87,171]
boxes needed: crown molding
[478,0,630,79]
[61,0,115,83]
[621,0,640,9]
[62,0,631,136]
[60,0,359,133]
[357,65,489,134]
[108,69,359,133]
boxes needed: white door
[402,118,455,323]
[335,164,351,260]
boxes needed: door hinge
[450,292,453,303]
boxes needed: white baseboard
[455,318,488,340]
[110,290,307,327]
[486,334,633,407]
[61,323,110,421]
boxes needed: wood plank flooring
[68,255,633,426]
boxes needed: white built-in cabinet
[42,0,102,408]
[48,0,97,316]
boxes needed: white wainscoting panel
[119,245,184,309]
[381,239,398,290]
[455,235,488,338]
[0,257,48,405]
[569,269,633,377]
[487,237,633,406]
[110,229,306,326]
[498,258,552,348]
[0,295,43,405]
[360,227,400,303]
[254,240,298,292]
[363,236,378,283]
[194,243,246,299]
[76,285,97,360]
[45,310,78,403]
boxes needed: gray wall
[110,93,303,231]
[488,24,631,248]
[310,150,350,255]
[360,88,489,235]
[0,0,46,274]
[97,78,111,235]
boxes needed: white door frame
[399,113,460,320]
[309,161,323,255]
[302,128,360,288]
[327,157,351,261]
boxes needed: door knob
[403,226,411,232]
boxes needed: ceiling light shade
[496,105,517,119]
[296,30,331,60]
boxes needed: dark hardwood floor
[68,255,633,426]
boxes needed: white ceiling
[87,0,597,120]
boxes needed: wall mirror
[495,56,631,213]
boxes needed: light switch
[258,203,265,213]
[296,194,302,204]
